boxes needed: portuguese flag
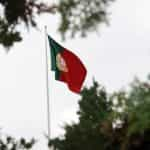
[47,35,87,93]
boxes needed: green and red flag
[47,35,87,93]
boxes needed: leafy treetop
[0,0,114,48]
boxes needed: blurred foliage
[48,81,113,150]
[48,75,150,150]
[0,135,35,150]
[0,0,114,48]
[57,0,114,39]
[0,75,150,149]
[0,17,22,48]
[125,78,150,136]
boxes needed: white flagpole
[44,26,51,139]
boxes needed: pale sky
[0,0,150,149]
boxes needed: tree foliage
[1,77,150,149]
[0,135,35,150]
[48,76,150,150]
[49,81,113,150]
[0,0,114,48]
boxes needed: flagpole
[44,26,51,139]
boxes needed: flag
[47,35,87,93]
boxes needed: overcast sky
[0,0,149,149]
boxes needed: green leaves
[0,0,56,48]
[0,135,35,150]
[49,76,150,150]
[0,17,22,48]
[0,0,114,48]
[0,75,149,149]
[48,81,113,150]
[125,77,150,136]
[57,0,113,39]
